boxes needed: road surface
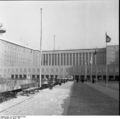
[0,81,119,115]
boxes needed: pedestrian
[49,78,53,89]
[92,78,95,83]
[76,78,79,83]
[81,78,84,83]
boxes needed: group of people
[75,78,96,83]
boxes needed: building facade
[0,39,119,82]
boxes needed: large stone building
[0,39,119,82]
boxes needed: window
[24,68,26,72]
[11,74,14,79]
[19,75,22,79]
[15,75,18,79]
[37,68,40,72]
[28,68,31,73]
[33,68,35,73]
[23,74,26,79]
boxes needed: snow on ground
[0,82,73,115]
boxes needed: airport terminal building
[0,39,119,82]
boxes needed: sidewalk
[0,81,119,115]
[85,81,119,101]
[0,82,73,115]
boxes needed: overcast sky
[0,0,119,51]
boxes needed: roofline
[0,39,34,51]
[42,48,105,52]
[0,39,119,53]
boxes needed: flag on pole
[106,33,111,43]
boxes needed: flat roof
[0,39,119,53]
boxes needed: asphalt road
[64,81,119,115]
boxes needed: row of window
[10,74,119,80]
[10,74,59,79]
[42,52,97,66]
[0,68,63,73]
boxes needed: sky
[0,0,119,51]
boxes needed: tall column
[65,53,68,65]
[70,53,71,65]
[47,54,49,66]
[54,54,56,66]
[63,53,65,65]
[74,53,76,66]
[71,53,73,66]
[68,53,70,65]
[61,53,62,65]
[51,53,52,66]
[59,53,61,66]
[88,52,90,65]
[63,53,66,65]
[61,53,63,65]
[49,54,51,66]
[47,54,48,66]
[79,53,81,65]
[81,53,83,65]
[56,54,57,66]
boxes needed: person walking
[76,78,79,83]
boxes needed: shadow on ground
[63,81,119,115]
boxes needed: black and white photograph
[0,0,119,117]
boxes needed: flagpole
[105,32,111,86]
[105,39,108,86]
[39,8,42,88]
[91,53,93,82]
[85,55,87,81]
[95,48,97,82]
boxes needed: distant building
[0,39,119,82]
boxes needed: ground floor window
[15,75,18,79]
[23,74,26,79]
[37,75,39,79]
[19,75,22,79]
[32,75,35,79]
[11,74,14,79]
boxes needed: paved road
[0,82,73,115]
[0,81,119,115]
[64,81,119,115]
